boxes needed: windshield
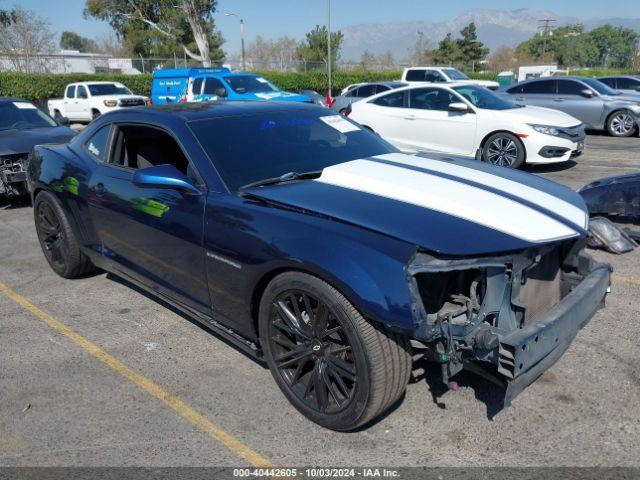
[453,85,518,110]
[88,84,133,96]
[223,75,278,94]
[189,110,397,191]
[0,102,57,131]
[443,68,470,80]
[581,78,620,96]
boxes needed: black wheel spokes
[38,203,66,268]
[270,291,357,414]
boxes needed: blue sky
[8,0,640,54]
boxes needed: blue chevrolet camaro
[27,101,610,430]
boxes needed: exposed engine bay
[0,153,29,196]
[407,239,610,405]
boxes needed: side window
[66,85,76,99]
[557,80,586,95]
[372,90,405,108]
[77,86,88,99]
[598,78,616,88]
[408,88,453,111]
[507,84,523,94]
[84,125,111,162]
[616,78,639,90]
[375,85,390,94]
[405,69,425,81]
[110,125,198,182]
[203,78,226,96]
[355,84,376,98]
[521,80,555,94]
[192,77,204,95]
[424,71,445,83]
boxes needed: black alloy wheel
[259,272,412,431]
[268,290,357,415]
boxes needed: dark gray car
[331,82,407,114]
[598,75,640,95]
[500,76,640,137]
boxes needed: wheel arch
[479,129,528,163]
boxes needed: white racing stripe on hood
[376,153,588,229]
[316,159,578,243]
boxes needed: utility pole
[225,12,246,71]
[538,19,556,61]
[327,0,332,98]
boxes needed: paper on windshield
[13,102,36,110]
[320,115,360,133]
[256,77,269,83]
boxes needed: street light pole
[327,0,332,98]
[225,12,246,71]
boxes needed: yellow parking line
[612,274,640,287]
[0,280,273,468]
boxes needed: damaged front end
[0,153,29,196]
[407,239,611,405]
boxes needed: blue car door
[84,122,211,315]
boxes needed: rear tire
[91,109,101,121]
[259,271,411,431]
[482,132,525,169]
[53,110,63,122]
[607,110,637,137]
[34,191,94,278]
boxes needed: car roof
[110,100,322,122]
[598,74,640,79]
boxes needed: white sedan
[348,83,586,169]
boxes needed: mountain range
[339,9,640,61]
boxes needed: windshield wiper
[239,170,321,190]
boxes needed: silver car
[501,76,640,137]
[331,82,407,114]
[598,75,640,95]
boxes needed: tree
[296,25,344,67]
[431,33,461,65]
[408,34,432,65]
[0,8,56,72]
[245,35,298,70]
[487,46,516,72]
[359,50,376,69]
[84,0,224,66]
[588,24,639,68]
[60,31,98,52]
[457,22,489,68]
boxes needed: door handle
[515,97,525,101]
[93,182,107,197]
[553,98,564,102]
[403,115,416,120]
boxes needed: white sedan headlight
[528,124,561,136]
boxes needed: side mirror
[215,88,228,98]
[58,116,70,126]
[132,164,201,195]
[635,86,640,92]
[581,89,595,98]
[449,102,470,113]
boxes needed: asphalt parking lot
[1,133,639,469]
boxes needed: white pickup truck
[401,67,499,90]
[48,82,148,123]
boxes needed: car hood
[244,153,589,256]
[242,91,311,102]
[486,105,582,127]
[97,94,147,100]
[602,92,640,103]
[0,126,77,156]
[455,79,499,88]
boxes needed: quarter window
[372,90,405,107]
[598,78,616,88]
[85,126,111,161]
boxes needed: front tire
[482,132,525,168]
[91,109,101,121]
[607,110,636,137]
[34,191,94,278]
[259,272,411,431]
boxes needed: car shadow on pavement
[105,273,269,368]
[523,160,578,174]
[410,355,507,421]
[0,194,31,210]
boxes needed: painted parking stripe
[317,159,578,243]
[612,274,640,287]
[375,152,589,229]
[0,280,274,468]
